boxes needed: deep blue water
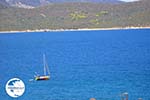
[0,29,150,100]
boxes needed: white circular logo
[5,78,25,98]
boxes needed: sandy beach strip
[0,26,150,34]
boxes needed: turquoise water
[0,29,150,100]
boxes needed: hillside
[0,0,9,8]
[0,0,150,31]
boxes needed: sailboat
[34,54,50,81]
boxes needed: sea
[0,29,150,100]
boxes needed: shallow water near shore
[0,29,150,100]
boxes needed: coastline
[0,26,150,34]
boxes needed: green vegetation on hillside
[0,0,150,31]
[70,11,87,21]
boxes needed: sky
[119,0,140,2]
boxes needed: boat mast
[45,60,50,76]
[43,54,50,76]
[43,54,46,75]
